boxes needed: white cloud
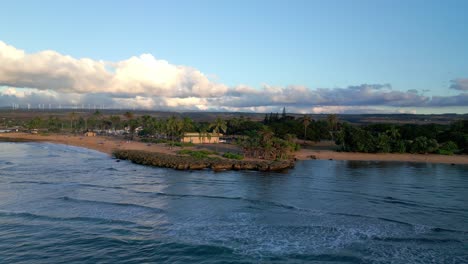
[0,41,227,97]
[0,41,467,113]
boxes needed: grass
[171,142,195,147]
[140,138,194,147]
[177,149,218,159]
[222,152,244,160]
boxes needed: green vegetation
[113,149,294,172]
[7,107,468,158]
[335,120,468,155]
[222,152,244,160]
[170,141,195,147]
[177,149,218,159]
[237,127,299,160]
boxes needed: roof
[183,132,222,137]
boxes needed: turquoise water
[0,142,467,263]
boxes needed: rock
[112,149,296,172]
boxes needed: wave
[0,210,151,229]
[10,180,55,185]
[9,181,127,191]
[140,190,306,211]
[278,253,364,263]
[58,196,165,213]
[372,237,463,244]
[329,213,468,235]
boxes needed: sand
[295,149,468,164]
[0,132,179,156]
[1,132,467,165]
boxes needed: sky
[0,0,467,114]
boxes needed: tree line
[19,109,468,157]
[335,121,468,155]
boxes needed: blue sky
[0,0,467,113]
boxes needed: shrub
[177,149,217,159]
[222,152,244,160]
[169,141,195,147]
[410,137,439,154]
[437,141,458,155]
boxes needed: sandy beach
[1,132,467,165]
[0,133,179,156]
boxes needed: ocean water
[0,142,467,263]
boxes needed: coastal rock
[113,150,294,172]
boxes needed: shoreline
[1,133,467,165]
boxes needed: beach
[1,132,467,165]
[0,133,179,155]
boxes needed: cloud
[0,41,467,113]
[428,93,468,107]
[0,41,227,97]
[450,78,468,91]
[214,84,431,108]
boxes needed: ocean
[0,142,467,263]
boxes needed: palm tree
[386,126,400,140]
[122,112,137,140]
[197,123,209,144]
[259,126,274,159]
[210,117,227,151]
[302,115,312,143]
[166,116,184,146]
[326,114,338,131]
[123,111,134,121]
[109,115,121,131]
[69,112,77,132]
[228,118,241,135]
[326,114,339,140]
[166,116,176,143]
[182,117,194,134]
[92,110,103,130]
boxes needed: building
[84,131,96,137]
[181,132,223,144]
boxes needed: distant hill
[0,108,466,125]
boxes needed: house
[84,131,96,137]
[181,132,223,144]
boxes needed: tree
[197,123,209,144]
[92,110,103,130]
[326,114,338,131]
[210,117,227,151]
[376,133,391,153]
[124,111,134,120]
[410,137,438,154]
[127,119,140,140]
[27,117,42,130]
[47,116,61,133]
[182,117,194,133]
[69,112,77,131]
[336,123,376,153]
[326,114,339,140]
[166,116,184,145]
[301,115,312,142]
[438,141,458,155]
[76,117,86,131]
[109,115,121,130]
[259,126,274,159]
